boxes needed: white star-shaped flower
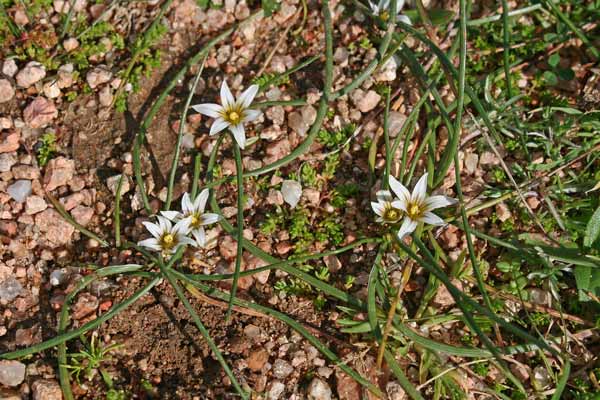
[368,0,411,24]
[191,80,261,149]
[161,189,220,248]
[138,215,195,256]
[371,189,403,224]
[389,173,456,239]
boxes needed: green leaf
[543,70,558,86]
[261,0,280,16]
[584,206,600,247]
[574,266,600,301]
[404,9,455,25]
[548,53,560,68]
[557,68,575,81]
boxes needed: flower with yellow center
[368,0,412,25]
[371,190,403,224]
[138,215,195,256]
[389,173,457,239]
[191,80,261,149]
[161,189,220,248]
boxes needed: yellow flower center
[222,105,244,125]
[382,203,402,223]
[160,233,176,250]
[190,213,202,228]
[407,202,423,220]
[228,111,240,124]
[380,10,390,21]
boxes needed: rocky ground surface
[0,0,598,398]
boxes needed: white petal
[209,117,229,136]
[371,201,384,217]
[391,199,407,212]
[157,215,172,233]
[142,221,162,239]
[160,211,181,221]
[238,84,259,108]
[192,228,206,247]
[230,124,246,149]
[421,211,445,226]
[376,190,393,202]
[173,217,191,235]
[138,238,161,251]
[425,195,457,211]
[178,235,197,247]
[412,173,429,203]
[195,189,209,213]
[389,175,410,204]
[201,213,220,225]
[182,192,193,214]
[397,0,405,9]
[243,109,261,123]
[191,103,223,118]
[397,218,417,240]
[220,80,235,108]
[282,180,302,208]
[396,14,411,25]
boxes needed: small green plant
[36,132,57,167]
[64,332,122,384]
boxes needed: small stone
[533,365,551,388]
[23,97,58,128]
[464,153,479,175]
[16,61,46,88]
[50,269,68,286]
[272,359,293,379]
[57,64,75,88]
[71,205,94,226]
[0,153,17,172]
[354,90,381,113]
[528,288,551,305]
[107,174,130,196]
[267,381,285,400]
[0,360,26,387]
[72,293,99,319]
[43,81,61,99]
[32,379,62,400]
[266,189,283,206]
[375,57,397,82]
[333,47,349,67]
[7,180,32,203]
[281,180,302,208]
[2,59,18,77]
[388,111,406,138]
[63,37,79,51]
[386,382,407,400]
[13,165,40,180]
[495,202,511,222]
[0,79,15,103]
[86,66,112,89]
[44,157,75,191]
[26,195,47,215]
[98,86,113,107]
[0,132,20,153]
[307,378,332,400]
[36,208,75,247]
[0,277,23,302]
[247,348,269,372]
[336,371,360,400]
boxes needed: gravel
[0,360,26,387]
[307,378,332,400]
[7,179,32,203]
[0,277,23,302]
[0,79,15,103]
[15,61,46,88]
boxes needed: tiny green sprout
[344,275,356,289]
[315,266,330,282]
[64,332,122,384]
[313,294,326,310]
[36,132,57,167]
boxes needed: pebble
[375,57,397,82]
[2,59,18,77]
[0,79,15,103]
[272,359,293,379]
[386,382,407,400]
[464,153,479,175]
[0,277,23,302]
[71,205,94,226]
[23,97,58,128]
[36,208,75,247]
[0,360,26,387]
[50,269,68,286]
[0,132,20,153]
[353,89,381,113]
[247,348,269,372]
[7,180,32,203]
[72,293,99,319]
[43,81,61,99]
[307,378,332,400]
[388,111,406,138]
[267,381,285,400]
[107,174,130,196]
[57,64,75,88]
[281,180,302,208]
[16,61,46,88]
[0,153,17,172]
[63,37,79,51]
[25,195,48,215]
[44,156,75,191]
[98,86,113,107]
[86,66,112,89]
[495,202,511,222]
[32,379,62,400]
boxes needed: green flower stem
[191,153,202,199]
[227,137,245,320]
[165,55,207,210]
[467,4,542,26]
[114,175,124,248]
